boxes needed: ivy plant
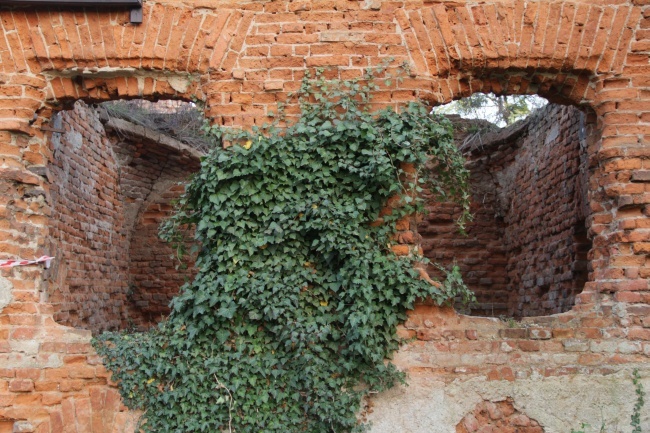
[93,67,472,433]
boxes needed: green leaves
[631,369,645,433]
[93,66,473,433]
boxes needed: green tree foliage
[93,67,473,433]
[435,93,547,127]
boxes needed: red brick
[518,341,540,352]
[0,4,648,430]
[628,328,650,340]
[9,379,34,392]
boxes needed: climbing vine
[93,67,472,432]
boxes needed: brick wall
[502,105,593,318]
[46,101,199,333]
[419,115,511,317]
[106,106,200,329]
[128,183,196,328]
[456,398,544,433]
[420,104,593,318]
[0,0,649,431]
[46,102,130,332]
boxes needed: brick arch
[400,3,638,79]
[0,3,252,132]
[0,0,640,131]
[0,4,247,74]
[395,1,635,108]
[1,1,649,432]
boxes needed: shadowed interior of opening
[44,95,597,329]
[45,99,205,333]
[420,98,595,318]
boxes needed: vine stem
[214,374,234,433]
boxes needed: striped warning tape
[0,256,54,269]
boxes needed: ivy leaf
[218,305,236,319]
[93,63,473,433]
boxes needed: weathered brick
[499,328,527,339]
[563,339,590,352]
[0,2,648,431]
[420,105,592,318]
[9,379,34,392]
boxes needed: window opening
[421,95,594,318]
[433,92,548,127]
[45,99,207,332]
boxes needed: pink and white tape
[0,256,54,269]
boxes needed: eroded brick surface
[46,101,199,332]
[0,0,649,431]
[421,104,594,318]
[456,398,544,433]
[46,103,130,332]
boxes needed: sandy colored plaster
[0,276,12,312]
[367,369,650,433]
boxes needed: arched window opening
[421,95,595,319]
[45,99,207,333]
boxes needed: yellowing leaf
[312,204,318,209]
[147,378,155,384]
[243,140,252,150]
[320,301,328,307]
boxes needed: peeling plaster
[0,275,12,312]
[367,371,650,433]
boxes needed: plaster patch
[545,124,560,144]
[367,371,650,433]
[167,76,191,93]
[64,130,83,150]
[0,275,12,312]
[43,69,198,98]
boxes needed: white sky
[432,93,548,128]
